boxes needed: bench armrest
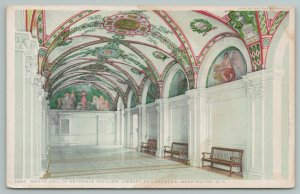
[230,156,241,163]
[164,146,171,151]
[141,142,148,146]
[202,152,211,158]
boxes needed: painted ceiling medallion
[190,18,217,36]
[152,51,168,61]
[104,13,151,36]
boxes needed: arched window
[146,83,158,104]
[206,46,247,88]
[168,70,188,98]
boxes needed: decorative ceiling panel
[24,9,287,107]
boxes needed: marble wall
[205,80,248,173]
[168,95,189,143]
[48,110,117,146]
[145,104,157,140]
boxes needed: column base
[156,149,164,158]
[190,157,201,167]
[246,170,266,180]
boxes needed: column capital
[155,98,169,110]
[136,104,142,112]
[32,74,45,87]
[242,69,285,100]
[140,104,147,109]
[15,31,39,54]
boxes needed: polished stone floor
[46,145,234,180]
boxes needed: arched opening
[264,15,292,179]
[163,64,189,145]
[125,90,139,149]
[140,79,158,145]
[196,37,252,174]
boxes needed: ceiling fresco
[23,9,288,108]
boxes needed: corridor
[45,146,233,180]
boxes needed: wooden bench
[164,142,188,161]
[140,139,157,155]
[202,147,243,177]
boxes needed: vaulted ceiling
[24,9,288,107]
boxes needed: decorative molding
[243,69,285,100]
[243,72,264,100]
[15,31,39,55]
[25,62,33,82]
[246,84,264,100]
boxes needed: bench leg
[240,165,243,177]
[229,166,232,177]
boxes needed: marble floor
[45,145,235,180]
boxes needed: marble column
[137,105,143,151]
[155,99,168,157]
[141,104,147,143]
[115,110,122,145]
[15,31,39,179]
[186,89,202,167]
[243,69,285,179]
[41,94,49,168]
[123,108,131,148]
[35,75,46,177]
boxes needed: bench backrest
[211,147,243,162]
[171,142,188,152]
[147,139,157,148]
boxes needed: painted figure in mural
[213,52,236,83]
[91,95,99,110]
[70,91,76,109]
[61,92,72,110]
[104,100,110,111]
[57,98,62,109]
[230,50,247,73]
[97,96,104,111]
[56,91,77,110]
[81,90,87,109]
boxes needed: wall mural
[50,84,113,111]
[206,47,247,88]
[169,70,188,98]
[146,83,158,104]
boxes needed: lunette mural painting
[206,47,247,87]
[169,70,188,97]
[50,84,113,111]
